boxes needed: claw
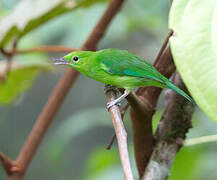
[106,101,121,111]
[104,85,118,94]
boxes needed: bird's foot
[106,101,121,111]
[104,85,119,93]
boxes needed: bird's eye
[73,56,79,61]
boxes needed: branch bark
[105,86,134,180]
[0,152,21,175]
[142,72,195,180]
[127,93,154,177]
[8,0,125,179]
[106,103,129,150]
[0,152,20,175]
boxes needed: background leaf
[169,0,217,122]
[0,0,107,48]
[169,146,204,180]
[0,59,52,104]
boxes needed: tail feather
[165,81,196,105]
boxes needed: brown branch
[8,0,125,179]
[105,86,134,180]
[131,2,175,177]
[3,56,12,82]
[106,134,116,150]
[129,31,175,176]
[1,46,79,55]
[106,103,129,150]
[153,30,173,67]
[0,41,17,81]
[141,47,176,106]
[127,92,154,177]
[0,152,21,175]
[142,72,195,180]
[82,0,124,51]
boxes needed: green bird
[54,49,195,108]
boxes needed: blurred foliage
[0,0,217,180]
[0,58,52,104]
[169,146,204,180]
[45,107,113,164]
[0,0,107,48]
[169,0,217,123]
[83,146,120,178]
[45,107,131,164]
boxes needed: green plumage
[54,49,195,104]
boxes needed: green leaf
[0,0,107,48]
[152,110,162,132]
[82,145,138,180]
[169,146,204,180]
[0,59,52,104]
[85,165,124,180]
[169,0,217,122]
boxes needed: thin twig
[4,46,79,55]
[0,41,17,81]
[105,86,134,180]
[185,134,217,146]
[8,0,125,179]
[106,135,116,150]
[153,30,173,67]
[106,103,130,150]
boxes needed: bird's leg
[106,89,130,110]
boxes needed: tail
[165,81,196,105]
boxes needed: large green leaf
[169,0,217,122]
[0,59,52,104]
[0,0,107,48]
[169,146,204,180]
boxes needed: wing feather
[99,49,165,83]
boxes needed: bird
[53,49,195,108]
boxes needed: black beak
[53,57,70,65]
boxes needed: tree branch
[142,72,195,180]
[129,31,175,177]
[127,92,154,177]
[8,0,125,179]
[153,30,173,68]
[12,46,78,54]
[0,41,17,81]
[105,86,134,180]
[1,45,78,56]
[106,103,129,150]
[0,152,21,175]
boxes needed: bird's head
[53,50,94,70]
